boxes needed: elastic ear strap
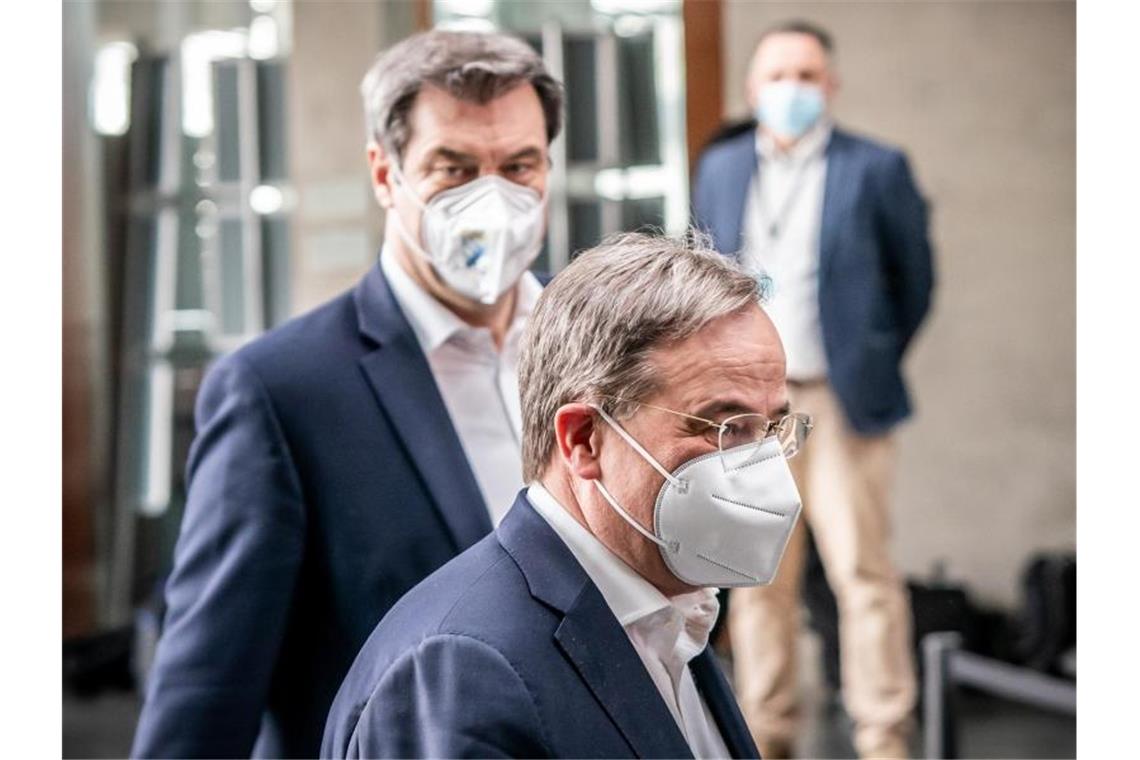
[593,481,668,549]
[590,404,680,486]
[389,163,428,212]
[387,208,434,264]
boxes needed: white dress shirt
[526,483,731,759]
[381,247,541,526]
[741,120,833,381]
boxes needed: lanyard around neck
[755,156,814,241]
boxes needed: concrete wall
[287,1,418,313]
[721,1,1075,607]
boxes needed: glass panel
[564,36,598,163]
[522,33,543,56]
[617,31,660,166]
[212,60,241,182]
[256,61,288,182]
[531,237,551,276]
[129,58,168,188]
[621,196,665,232]
[260,216,291,328]
[569,199,602,257]
[218,216,247,334]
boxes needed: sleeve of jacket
[875,150,936,352]
[131,352,306,759]
[331,634,551,759]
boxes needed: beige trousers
[729,381,917,759]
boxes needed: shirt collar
[756,117,834,164]
[526,482,672,626]
[379,244,542,356]
[526,483,721,675]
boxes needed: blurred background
[62,0,1074,757]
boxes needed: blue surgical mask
[755,81,825,141]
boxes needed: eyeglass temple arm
[597,395,724,431]
[590,404,684,487]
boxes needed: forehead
[650,306,787,415]
[751,32,829,74]
[403,83,547,163]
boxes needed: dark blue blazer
[322,492,760,759]
[692,125,935,435]
[132,263,498,758]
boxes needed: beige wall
[721,1,1075,607]
[288,1,418,313]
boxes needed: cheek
[393,192,424,235]
[605,446,663,517]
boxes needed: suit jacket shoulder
[322,533,557,758]
[323,495,759,760]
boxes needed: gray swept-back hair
[360,29,563,161]
[519,230,765,483]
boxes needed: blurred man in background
[692,19,935,760]
[132,30,562,758]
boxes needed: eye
[719,420,749,448]
[434,164,476,183]
[502,161,538,180]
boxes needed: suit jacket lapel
[555,588,695,759]
[690,649,760,759]
[819,129,856,286]
[497,497,694,759]
[354,263,492,552]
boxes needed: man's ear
[366,141,395,209]
[553,403,603,481]
[824,68,840,102]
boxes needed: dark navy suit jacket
[132,263,501,758]
[692,125,935,435]
[322,492,760,759]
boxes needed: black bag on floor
[1012,552,1076,675]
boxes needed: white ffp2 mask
[591,405,803,588]
[390,169,546,305]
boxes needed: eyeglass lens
[717,412,812,469]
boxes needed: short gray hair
[360,30,563,161]
[519,231,764,483]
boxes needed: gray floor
[63,631,1075,759]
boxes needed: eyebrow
[422,147,479,166]
[691,400,756,421]
[421,145,547,168]
[502,146,546,163]
[691,399,792,422]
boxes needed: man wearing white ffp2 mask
[322,232,796,759]
[363,64,558,526]
[134,31,566,760]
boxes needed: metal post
[923,631,962,759]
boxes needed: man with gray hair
[133,30,562,758]
[323,231,812,758]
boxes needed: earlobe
[554,404,603,481]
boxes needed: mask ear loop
[589,404,686,553]
[387,161,428,211]
[593,480,671,550]
[590,404,689,493]
[385,162,436,263]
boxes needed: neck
[541,471,591,533]
[540,471,698,599]
[760,126,801,154]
